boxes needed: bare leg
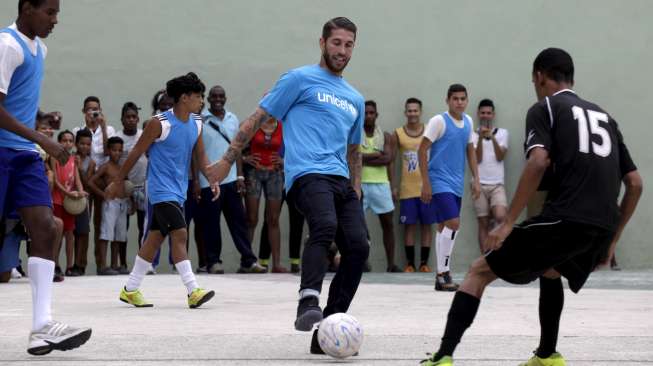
[476,216,489,254]
[245,195,260,244]
[64,231,74,270]
[378,211,396,270]
[266,199,286,271]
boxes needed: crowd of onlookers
[0,85,623,284]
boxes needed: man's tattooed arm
[348,144,362,196]
[223,107,270,164]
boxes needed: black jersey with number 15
[523,90,637,231]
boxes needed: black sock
[420,246,431,265]
[405,246,415,267]
[536,277,564,358]
[435,291,480,359]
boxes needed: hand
[74,155,81,167]
[485,221,514,251]
[210,182,221,201]
[79,191,89,197]
[479,125,491,139]
[40,137,69,165]
[236,179,247,196]
[192,180,202,203]
[597,239,618,269]
[270,153,283,170]
[471,180,481,200]
[105,180,125,200]
[354,185,362,200]
[245,153,262,169]
[67,190,79,199]
[420,184,432,204]
[205,159,232,186]
[391,187,398,202]
[96,113,106,128]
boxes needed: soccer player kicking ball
[0,0,92,355]
[421,48,642,366]
[106,72,220,309]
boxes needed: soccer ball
[63,195,87,215]
[123,180,135,197]
[317,313,364,359]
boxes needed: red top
[52,155,76,205]
[250,121,283,169]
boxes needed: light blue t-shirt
[260,64,364,190]
[147,109,202,205]
[200,108,239,188]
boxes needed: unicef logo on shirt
[317,92,358,119]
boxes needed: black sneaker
[291,263,301,274]
[294,296,322,332]
[310,329,325,354]
[387,264,403,273]
[435,272,458,292]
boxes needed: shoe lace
[420,352,437,363]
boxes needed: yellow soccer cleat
[520,352,566,366]
[420,355,453,366]
[188,288,215,309]
[119,287,153,307]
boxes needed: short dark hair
[18,0,46,14]
[364,100,377,111]
[322,17,357,41]
[151,89,166,114]
[107,136,124,148]
[75,128,92,143]
[447,84,467,99]
[533,48,574,84]
[83,96,100,110]
[166,72,206,103]
[478,98,495,111]
[405,97,422,109]
[57,129,73,142]
[121,101,140,119]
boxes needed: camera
[92,111,100,118]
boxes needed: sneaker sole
[28,328,92,356]
[189,290,215,309]
[119,298,154,307]
[294,309,323,332]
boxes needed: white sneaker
[27,320,92,355]
[11,268,22,279]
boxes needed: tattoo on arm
[224,108,269,164]
[348,145,362,186]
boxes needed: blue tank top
[146,109,201,205]
[428,112,471,197]
[0,28,44,150]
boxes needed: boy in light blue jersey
[418,84,481,292]
[207,17,369,354]
[107,72,220,309]
[0,0,92,355]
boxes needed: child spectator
[70,128,95,276]
[50,130,87,277]
[88,136,128,275]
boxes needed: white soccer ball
[317,313,364,359]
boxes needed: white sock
[28,257,54,331]
[125,256,150,292]
[175,260,198,295]
[437,227,457,273]
[299,288,320,300]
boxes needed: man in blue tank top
[418,84,481,292]
[106,73,220,310]
[206,17,369,355]
[0,0,93,355]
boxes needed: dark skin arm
[364,132,396,166]
[600,170,643,267]
[88,164,109,199]
[192,130,221,200]
[0,93,67,164]
[485,147,550,250]
[418,136,433,203]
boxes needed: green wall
[2,0,650,272]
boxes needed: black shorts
[485,216,614,293]
[148,202,186,237]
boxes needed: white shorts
[100,198,129,242]
[362,182,395,215]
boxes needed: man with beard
[0,0,92,355]
[206,17,368,354]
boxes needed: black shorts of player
[485,216,614,293]
[148,202,186,237]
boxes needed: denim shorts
[245,168,283,200]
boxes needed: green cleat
[420,354,453,365]
[188,288,215,309]
[520,352,566,366]
[119,287,153,307]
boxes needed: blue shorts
[399,197,438,225]
[0,148,52,217]
[0,231,22,272]
[361,182,394,214]
[431,192,462,223]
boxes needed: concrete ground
[1,270,652,366]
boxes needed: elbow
[625,171,643,194]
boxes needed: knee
[467,257,495,283]
[247,214,258,228]
[493,212,506,225]
[445,220,460,232]
[308,218,337,245]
